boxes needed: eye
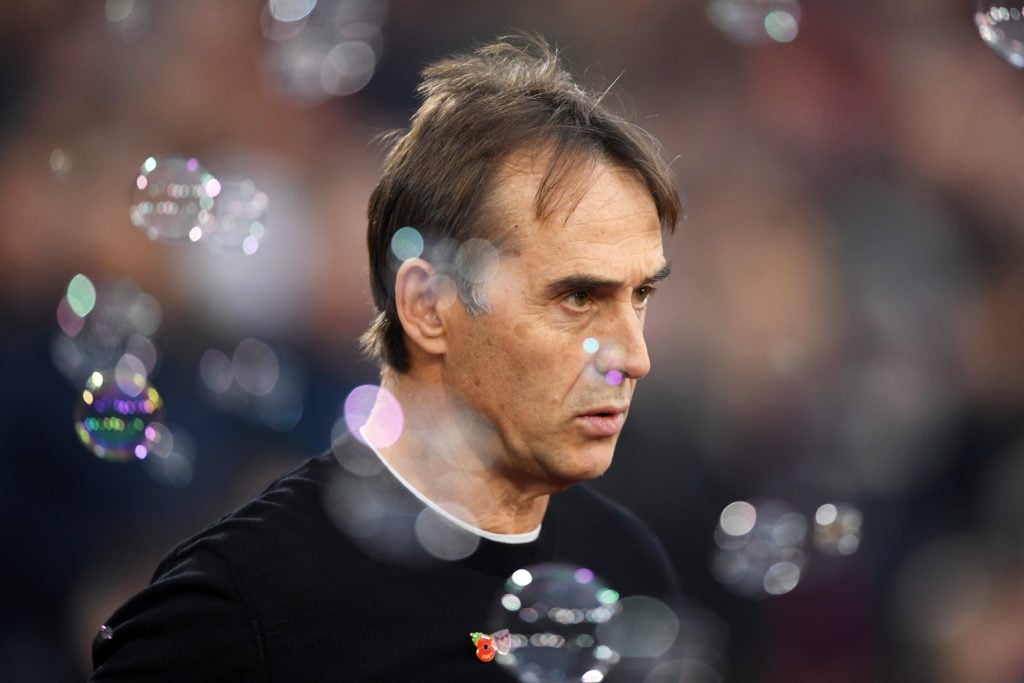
[566,291,591,309]
[634,285,656,307]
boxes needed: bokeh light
[339,384,403,449]
[706,0,802,45]
[975,2,1024,68]
[813,503,863,556]
[711,499,808,598]
[261,0,388,105]
[129,155,221,243]
[73,369,165,463]
[139,422,196,488]
[488,562,623,683]
[197,339,306,432]
[51,278,163,388]
[390,226,424,261]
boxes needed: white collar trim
[359,431,542,544]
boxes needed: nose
[597,307,651,382]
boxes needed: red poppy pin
[470,629,511,662]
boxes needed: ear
[394,258,456,358]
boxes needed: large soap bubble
[129,155,221,243]
[488,563,623,683]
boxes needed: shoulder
[158,451,339,572]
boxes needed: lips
[576,406,628,437]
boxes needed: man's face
[441,155,669,491]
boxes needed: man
[91,34,682,681]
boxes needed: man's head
[361,33,681,372]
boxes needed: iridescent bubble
[391,226,424,261]
[342,384,403,449]
[129,155,220,243]
[812,503,863,556]
[719,500,757,537]
[488,563,623,683]
[706,0,802,45]
[582,337,600,355]
[73,369,165,463]
[204,178,269,255]
[975,2,1024,68]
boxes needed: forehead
[491,150,665,272]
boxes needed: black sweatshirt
[90,436,680,682]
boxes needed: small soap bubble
[813,502,863,556]
[74,369,165,463]
[706,0,802,45]
[342,384,403,449]
[204,178,269,255]
[391,226,424,261]
[489,563,623,683]
[99,624,113,640]
[129,155,219,243]
[582,337,600,355]
[719,501,757,537]
[975,2,1024,68]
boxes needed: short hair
[361,33,682,372]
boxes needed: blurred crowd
[3,1,1024,681]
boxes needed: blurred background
[4,0,1024,681]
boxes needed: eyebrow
[543,261,672,298]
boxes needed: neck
[364,367,551,535]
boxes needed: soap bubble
[204,178,269,255]
[73,369,165,462]
[488,562,623,683]
[706,0,802,45]
[129,155,220,243]
[975,2,1024,68]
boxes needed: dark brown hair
[361,33,682,371]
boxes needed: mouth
[575,406,628,438]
